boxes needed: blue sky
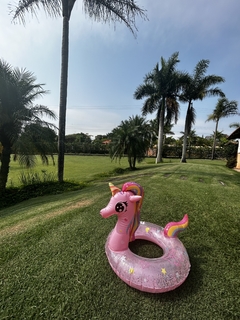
[1,0,240,138]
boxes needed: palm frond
[10,0,62,24]
[134,83,156,100]
[206,98,238,123]
[201,75,225,90]
[186,104,196,133]
[165,98,180,124]
[141,96,159,116]
[28,105,57,120]
[83,0,147,37]
[229,122,240,129]
[193,59,209,82]
[165,52,180,75]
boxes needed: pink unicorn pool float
[100,181,191,293]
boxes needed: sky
[1,0,240,139]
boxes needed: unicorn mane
[122,182,144,241]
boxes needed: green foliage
[224,142,237,159]
[206,98,238,159]
[64,133,110,154]
[207,98,238,122]
[18,170,56,185]
[224,142,238,168]
[0,59,56,191]
[226,157,237,168]
[109,115,151,169]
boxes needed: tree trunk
[211,121,218,160]
[128,156,133,169]
[0,144,11,192]
[181,103,191,163]
[58,6,70,182]
[156,99,165,163]
[133,156,136,169]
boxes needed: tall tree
[10,0,147,182]
[206,97,238,160]
[109,115,151,169]
[134,52,184,163]
[179,59,225,162]
[0,59,56,192]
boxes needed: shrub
[226,157,237,168]
[19,170,56,186]
[224,143,237,168]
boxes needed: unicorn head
[100,182,144,251]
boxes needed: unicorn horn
[109,183,120,196]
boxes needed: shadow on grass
[129,239,164,258]
[0,181,88,211]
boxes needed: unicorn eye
[115,202,127,212]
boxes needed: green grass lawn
[1,157,240,319]
[6,155,133,187]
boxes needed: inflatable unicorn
[100,182,191,293]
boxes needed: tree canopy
[134,52,186,163]
[206,97,238,159]
[179,59,225,162]
[0,59,56,192]
[109,115,151,169]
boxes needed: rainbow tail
[164,214,189,238]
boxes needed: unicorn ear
[109,182,120,196]
[129,195,142,203]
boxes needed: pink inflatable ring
[100,182,191,293]
[105,221,190,293]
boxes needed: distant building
[227,127,240,169]
[102,140,111,145]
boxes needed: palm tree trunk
[128,156,133,169]
[211,121,218,160]
[156,99,165,163]
[58,9,69,182]
[0,144,11,192]
[133,156,136,169]
[181,103,191,163]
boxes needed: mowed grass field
[1,156,240,319]
[6,155,139,187]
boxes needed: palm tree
[109,115,151,169]
[134,52,185,163]
[0,59,57,192]
[10,0,147,182]
[179,59,225,162]
[206,97,238,160]
[13,124,57,167]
